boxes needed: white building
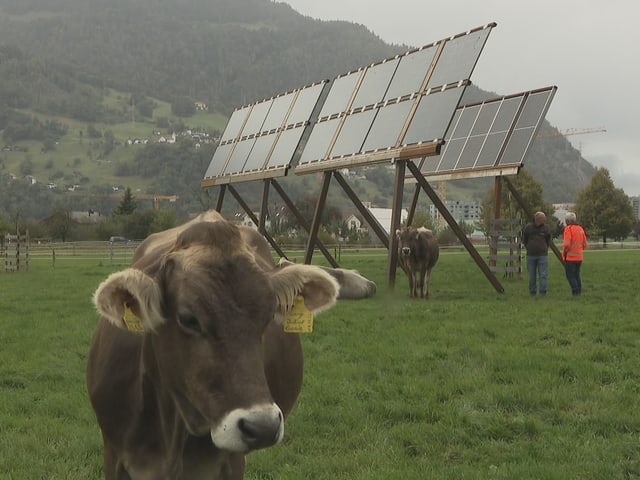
[429,200,481,226]
[366,207,408,234]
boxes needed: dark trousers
[564,260,582,295]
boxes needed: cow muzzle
[211,403,284,453]
[401,247,411,256]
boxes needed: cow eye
[177,315,202,333]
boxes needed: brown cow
[87,210,339,479]
[396,226,439,299]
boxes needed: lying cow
[276,258,376,300]
[396,226,439,299]
[87,210,340,479]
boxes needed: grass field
[1,248,639,479]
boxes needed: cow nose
[211,403,284,452]
[238,409,283,449]
[402,247,410,255]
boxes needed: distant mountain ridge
[0,0,594,210]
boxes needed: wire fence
[20,238,640,269]
[29,241,141,267]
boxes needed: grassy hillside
[1,89,228,196]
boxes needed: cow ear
[92,268,164,333]
[270,264,339,315]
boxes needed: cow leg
[408,271,417,297]
[424,270,430,299]
[418,267,427,298]
[102,442,130,480]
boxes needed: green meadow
[1,247,639,479]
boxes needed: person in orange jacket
[562,212,588,295]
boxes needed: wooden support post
[215,185,226,212]
[332,171,389,249]
[386,160,407,289]
[490,177,502,269]
[228,185,286,259]
[259,180,270,235]
[304,172,332,265]
[270,179,339,267]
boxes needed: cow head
[396,227,417,258]
[92,221,339,453]
[396,226,434,257]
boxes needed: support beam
[215,185,226,212]
[503,176,563,263]
[304,171,332,264]
[227,185,286,259]
[259,180,270,235]
[270,179,339,267]
[406,160,505,293]
[406,157,426,227]
[490,177,502,269]
[386,160,407,289]
[332,170,389,248]
[407,183,421,227]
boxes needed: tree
[48,207,73,241]
[171,96,196,117]
[407,210,435,231]
[113,187,137,215]
[149,209,178,234]
[574,167,635,244]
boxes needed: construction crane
[536,126,607,138]
[66,191,179,210]
[153,194,180,210]
[536,127,606,153]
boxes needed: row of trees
[2,164,636,245]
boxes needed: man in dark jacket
[522,211,552,296]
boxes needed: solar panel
[202,23,496,185]
[295,24,495,173]
[415,86,557,181]
[201,81,328,185]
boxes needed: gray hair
[565,212,577,225]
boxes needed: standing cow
[396,226,440,299]
[87,210,340,479]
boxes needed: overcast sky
[283,0,639,198]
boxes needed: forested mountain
[0,0,595,223]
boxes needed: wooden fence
[1,231,30,272]
[28,241,141,266]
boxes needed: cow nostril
[237,413,282,449]
[238,418,256,441]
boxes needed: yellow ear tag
[122,303,144,332]
[284,296,313,333]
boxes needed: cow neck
[136,334,190,469]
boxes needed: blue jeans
[564,260,582,295]
[526,255,548,295]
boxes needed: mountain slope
[0,0,595,220]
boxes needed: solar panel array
[202,81,327,184]
[414,86,557,181]
[202,23,496,185]
[297,23,494,173]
